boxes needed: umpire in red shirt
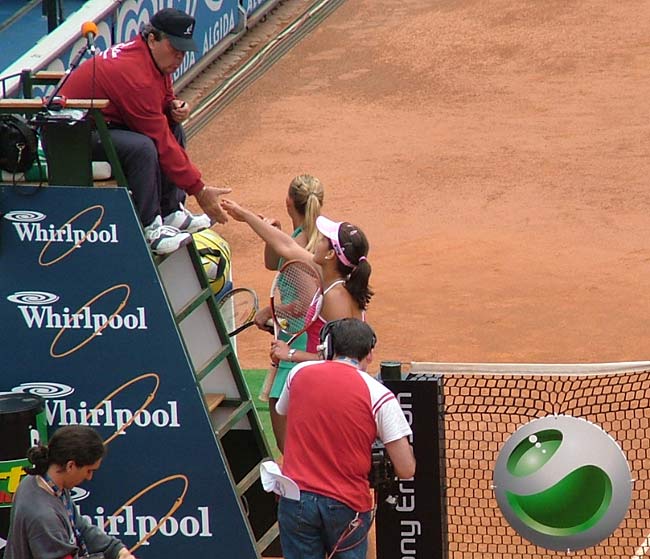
[61,8,230,254]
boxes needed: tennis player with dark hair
[221,198,373,365]
[275,318,415,559]
[4,425,136,559]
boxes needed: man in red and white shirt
[276,318,415,559]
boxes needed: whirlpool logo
[4,207,119,266]
[493,415,632,551]
[7,286,147,358]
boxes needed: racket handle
[259,365,278,402]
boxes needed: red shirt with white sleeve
[276,359,412,512]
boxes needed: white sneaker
[163,204,211,233]
[144,215,192,255]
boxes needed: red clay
[189,0,650,372]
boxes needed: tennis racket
[217,287,259,337]
[259,260,323,402]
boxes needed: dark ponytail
[335,223,374,310]
[24,444,49,476]
[24,425,105,476]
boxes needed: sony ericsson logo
[4,207,119,266]
[493,415,632,551]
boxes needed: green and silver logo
[493,415,632,551]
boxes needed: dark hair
[328,318,377,361]
[25,425,106,476]
[333,223,373,310]
[141,23,165,42]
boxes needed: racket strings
[233,293,256,326]
[272,264,322,335]
[219,289,258,333]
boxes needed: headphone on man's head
[317,319,339,360]
[318,318,377,360]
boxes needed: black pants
[92,123,186,226]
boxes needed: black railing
[43,0,65,33]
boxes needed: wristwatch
[288,349,297,362]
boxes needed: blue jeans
[278,491,372,559]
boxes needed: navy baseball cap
[150,8,198,52]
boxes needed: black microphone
[81,21,99,54]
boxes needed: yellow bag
[192,229,232,299]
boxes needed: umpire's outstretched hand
[195,186,232,224]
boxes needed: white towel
[259,460,300,501]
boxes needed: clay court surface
[188,0,650,371]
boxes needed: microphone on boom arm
[81,21,99,55]
[45,21,98,110]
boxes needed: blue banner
[28,0,242,97]
[0,185,257,558]
[115,0,241,82]
[245,0,276,16]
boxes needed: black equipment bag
[0,114,38,173]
